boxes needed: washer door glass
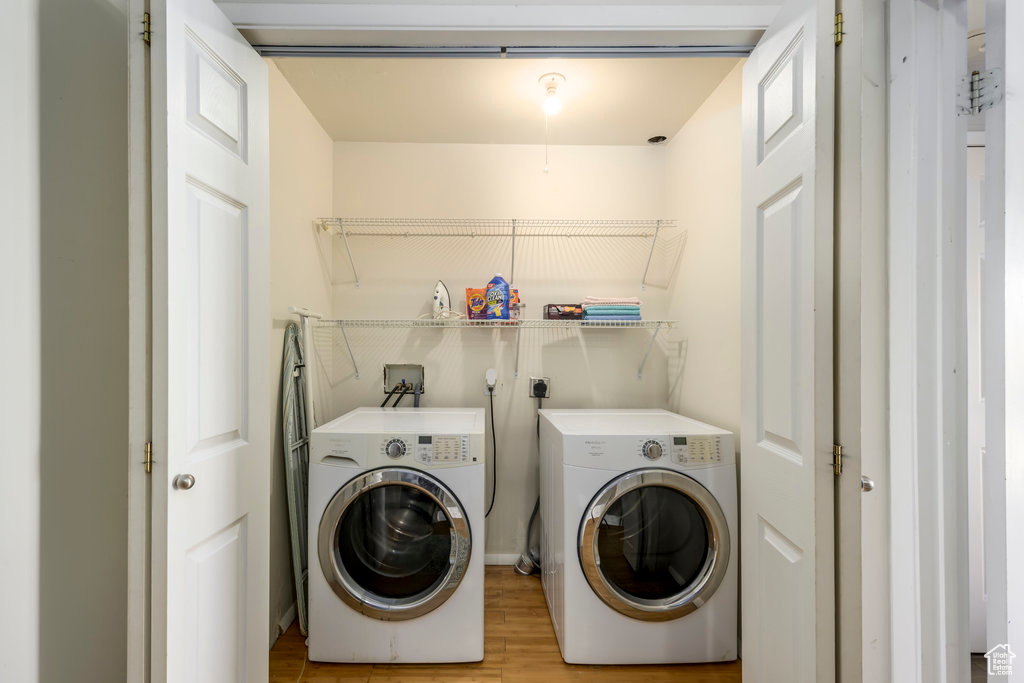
[578,469,730,622]
[319,468,471,621]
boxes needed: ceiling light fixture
[539,72,566,116]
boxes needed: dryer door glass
[338,484,452,598]
[578,469,730,622]
[318,468,472,621]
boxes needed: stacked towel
[582,297,642,321]
[583,297,642,307]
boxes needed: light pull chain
[544,112,550,173]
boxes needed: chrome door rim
[578,468,730,622]
[318,467,472,621]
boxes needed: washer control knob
[642,440,663,460]
[385,439,406,459]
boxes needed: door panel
[741,0,834,681]
[185,181,248,453]
[151,0,270,680]
[758,181,803,459]
[184,519,247,681]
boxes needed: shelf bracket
[337,322,360,379]
[637,322,662,379]
[513,324,522,379]
[640,220,662,291]
[336,220,360,288]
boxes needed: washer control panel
[671,435,724,465]
[377,434,472,466]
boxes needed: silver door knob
[861,475,875,493]
[173,474,196,490]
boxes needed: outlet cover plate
[529,376,551,398]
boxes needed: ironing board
[281,322,310,635]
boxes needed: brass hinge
[834,12,844,46]
[142,12,152,45]
[144,442,153,474]
[833,443,843,476]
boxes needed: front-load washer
[308,407,485,663]
[539,409,737,664]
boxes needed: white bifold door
[741,0,835,681]
[150,0,271,680]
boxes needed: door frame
[983,0,1024,666]
[127,0,152,680]
[834,1,889,682]
[126,2,889,680]
[887,1,970,681]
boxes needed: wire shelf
[317,217,677,239]
[317,217,685,291]
[315,319,675,330]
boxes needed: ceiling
[272,57,741,146]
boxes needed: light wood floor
[270,566,742,682]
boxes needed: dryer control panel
[415,434,471,465]
[671,435,724,465]
[375,434,473,467]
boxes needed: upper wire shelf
[316,217,677,238]
[317,217,685,290]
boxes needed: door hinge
[142,12,152,45]
[833,443,843,476]
[957,69,1003,116]
[834,12,844,46]
[144,442,153,474]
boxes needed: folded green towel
[582,314,642,321]
[582,305,641,315]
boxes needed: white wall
[0,0,130,680]
[0,2,42,680]
[267,60,335,641]
[328,141,676,558]
[663,63,743,445]
[38,0,131,678]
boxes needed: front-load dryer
[308,407,485,663]
[539,409,737,664]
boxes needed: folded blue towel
[583,305,641,315]
[582,314,642,321]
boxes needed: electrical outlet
[529,376,551,398]
[484,368,499,395]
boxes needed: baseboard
[275,601,297,641]
[485,553,520,565]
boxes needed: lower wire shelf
[315,318,675,379]
[316,318,672,329]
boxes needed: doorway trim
[886,1,970,681]
[125,3,889,680]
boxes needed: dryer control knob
[642,440,663,460]
[386,439,406,459]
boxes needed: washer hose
[514,397,543,575]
